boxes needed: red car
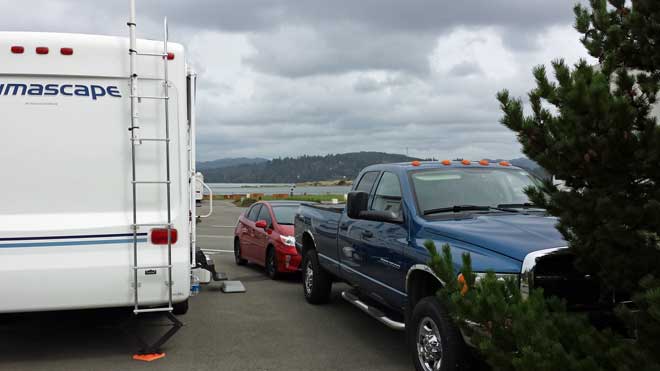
[233,201,304,279]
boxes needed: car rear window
[272,205,299,225]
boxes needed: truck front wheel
[409,297,465,371]
[302,250,332,304]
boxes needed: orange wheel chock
[133,353,166,362]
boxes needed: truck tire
[234,239,247,266]
[172,299,189,315]
[409,297,466,371]
[302,249,332,304]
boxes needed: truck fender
[405,265,446,311]
[300,230,317,256]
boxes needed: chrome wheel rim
[417,317,443,371]
[304,260,314,295]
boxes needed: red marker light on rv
[35,47,49,55]
[167,52,175,60]
[11,46,24,54]
[151,228,178,245]
[60,47,73,55]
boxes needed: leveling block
[221,280,246,293]
[133,353,166,362]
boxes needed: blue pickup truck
[294,160,583,371]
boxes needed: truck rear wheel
[409,297,465,371]
[302,250,332,304]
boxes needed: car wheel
[302,249,332,304]
[234,239,247,265]
[172,299,189,315]
[266,247,280,280]
[409,297,466,371]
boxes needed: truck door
[337,171,382,294]
[339,171,407,307]
[360,171,408,306]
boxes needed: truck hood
[424,213,566,261]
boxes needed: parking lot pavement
[0,200,411,371]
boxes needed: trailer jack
[122,312,183,361]
[196,250,227,281]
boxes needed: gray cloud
[1,0,593,163]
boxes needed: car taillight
[151,228,178,245]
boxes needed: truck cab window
[371,172,402,217]
[355,171,380,193]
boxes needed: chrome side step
[341,291,405,331]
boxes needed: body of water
[206,183,351,196]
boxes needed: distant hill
[196,157,268,171]
[198,152,550,183]
[200,152,420,183]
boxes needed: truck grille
[532,252,601,310]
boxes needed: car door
[254,204,274,266]
[241,204,262,260]
[337,171,381,291]
[360,171,408,306]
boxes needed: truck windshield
[411,168,540,214]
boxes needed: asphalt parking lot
[0,200,410,371]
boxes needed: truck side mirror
[347,191,369,219]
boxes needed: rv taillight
[60,47,73,55]
[36,47,49,55]
[11,46,24,54]
[151,228,178,245]
[167,52,175,60]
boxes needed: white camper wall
[0,32,192,312]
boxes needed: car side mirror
[347,191,369,219]
[255,220,268,229]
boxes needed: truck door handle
[339,222,349,230]
[361,230,373,239]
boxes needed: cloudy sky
[1,0,594,161]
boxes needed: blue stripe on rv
[0,232,147,242]
[0,238,148,249]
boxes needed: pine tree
[495,0,660,363]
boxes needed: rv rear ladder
[128,3,176,317]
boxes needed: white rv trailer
[0,31,200,315]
